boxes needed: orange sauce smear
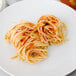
[60,0,76,10]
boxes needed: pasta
[5,14,68,63]
[5,22,48,63]
[36,20,57,45]
[37,15,61,26]
[37,15,68,45]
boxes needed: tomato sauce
[60,0,76,10]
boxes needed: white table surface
[0,0,76,76]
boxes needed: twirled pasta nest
[5,15,68,63]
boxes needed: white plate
[0,0,76,76]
